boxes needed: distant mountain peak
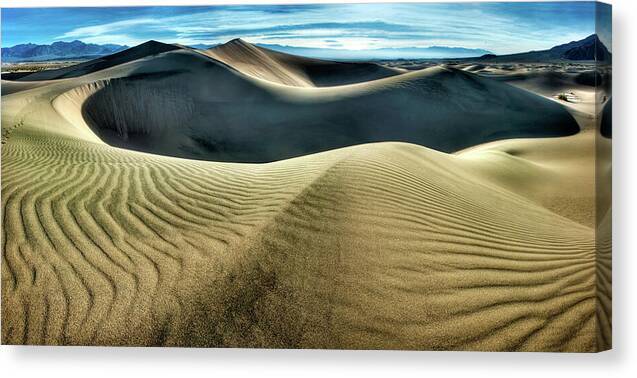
[549,34,600,51]
[478,34,611,62]
[555,34,611,61]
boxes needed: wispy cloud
[77,34,147,47]
[56,18,160,40]
[2,3,606,54]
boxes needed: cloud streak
[2,3,607,55]
[56,18,160,40]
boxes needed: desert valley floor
[1,40,611,351]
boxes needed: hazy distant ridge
[252,43,493,60]
[2,34,609,63]
[192,42,492,59]
[2,40,128,62]
[2,39,491,61]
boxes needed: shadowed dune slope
[202,38,401,87]
[56,49,580,162]
[16,41,182,81]
[482,69,611,98]
[601,98,612,138]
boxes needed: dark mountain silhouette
[557,35,611,61]
[477,34,611,62]
[1,40,128,62]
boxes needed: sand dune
[490,69,610,100]
[456,63,611,117]
[46,47,580,162]
[457,63,612,224]
[16,40,181,81]
[0,79,55,96]
[1,40,610,351]
[601,98,612,137]
[202,38,401,87]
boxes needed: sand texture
[1,40,611,351]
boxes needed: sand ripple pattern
[1,126,607,350]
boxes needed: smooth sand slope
[1,41,610,351]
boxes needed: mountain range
[477,34,611,62]
[191,43,492,60]
[2,40,491,62]
[240,43,493,60]
[2,34,610,63]
[1,40,128,62]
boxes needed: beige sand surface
[1,40,610,351]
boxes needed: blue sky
[1,2,611,54]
